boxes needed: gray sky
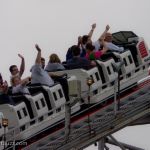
[85,125,150,150]
[1,0,150,149]
[1,0,150,81]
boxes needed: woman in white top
[11,75,30,94]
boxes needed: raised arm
[77,36,82,47]
[18,54,25,77]
[21,77,30,86]
[88,23,96,40]
[35,44,42,65]
[99,25,110,42]
[101,39,108,55]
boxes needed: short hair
[41,57,45,61]
[9,65,17,73]
[86,43,95,51]
[49,53,61,63]
[71,45,80,56]
[82,35,89,45]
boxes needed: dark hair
[86,43,95,51]
[71,45,81,56]
[82,35,89,45]
[41,57,45,61]
[9,65,17,73]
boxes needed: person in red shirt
[85,41,108,60]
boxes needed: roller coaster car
[0,31,149,144]
[0,76,81,140]
[59,31,150,103]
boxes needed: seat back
[11,94,34,119]
[96,59,117,86]
[25,93,48,118]
[113,51,136,77]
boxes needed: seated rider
[67,45,96,69]
[45,53,65,72]
[0,79,14,105]
[66,23,100,61]
[11,76,30,94]
[100,25,124,53]
[9,54,25,78]
[31,44,70,101]
[104,32,124,52]
[31,44,54,86]
[85,40,108,60]
[0,80,8,95]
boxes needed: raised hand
[35,44,41,52]
[78,36,82,44]
[18,54,24,59]
[92,23,96,30]
[106,25,110,31]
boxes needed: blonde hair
[49,53,61,63]
[10,75,20,86]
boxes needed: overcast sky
[1,0,150,149]
[1,0,150,81]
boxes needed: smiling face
[10,65,19,76]
[12,67,19,75]
[11,76,21,86]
